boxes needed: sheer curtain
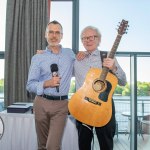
[4,0,50,106]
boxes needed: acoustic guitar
[68,19,129,127]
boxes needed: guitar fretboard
[99,19,128,81]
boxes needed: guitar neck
[100,34,122,80]
[108,34,122,59]
[100,67,109,80]
[99,19,129,81]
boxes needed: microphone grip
[52,72,59,92]
[56,86,59,92]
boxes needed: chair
[141,115,150,135]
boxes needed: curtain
[4,0,50,106]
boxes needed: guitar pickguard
[98,81,112,102]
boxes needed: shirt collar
[45,45,63,54]
[87,49,100,56]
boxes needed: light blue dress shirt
[26,46,75,96]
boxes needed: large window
[79,0,150,53]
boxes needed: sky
[79,0,150,52]
[0,0,150,81]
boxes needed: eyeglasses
[81,35,98,42]
[47,30,62,36]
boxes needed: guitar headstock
[117,19,129,35]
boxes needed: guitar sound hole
[93,80,106,92]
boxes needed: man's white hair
[80,26,102,39]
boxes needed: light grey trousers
[34,96,68,150]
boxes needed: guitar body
[68,68,118,127]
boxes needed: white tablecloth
[0,111,79,150]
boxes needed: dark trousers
[76,101,116,150]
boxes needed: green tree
[114,85,124,95]
[114,81,150,96]
[69,79,76,93]
[137,81,150,96]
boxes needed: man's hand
[37,50,43,54]
[43,76,61,88]
[76,51,87,61]
[103,58,117,72]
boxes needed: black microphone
[50,64,59,92]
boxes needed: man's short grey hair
[80,26,102,39]
[46,20,63,33]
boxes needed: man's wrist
[112,66,117,73]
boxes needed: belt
[40,94,68,100]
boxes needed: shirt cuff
[37,81,44,95]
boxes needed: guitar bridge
[84,96,101,106]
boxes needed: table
[121,111,149,139]
[0,110,79,150]
[122,111,149,118]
